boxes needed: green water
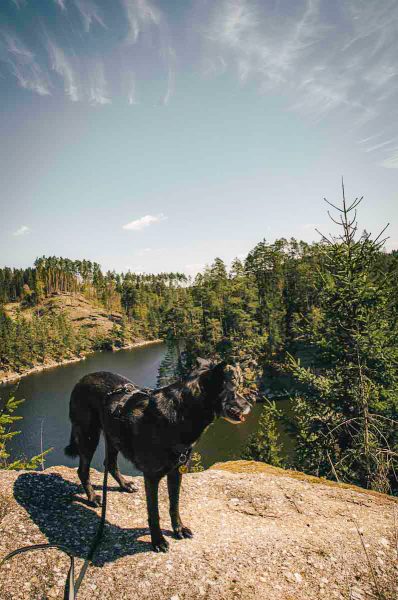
[2,344,292,473]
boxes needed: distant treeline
[1,241,397,372]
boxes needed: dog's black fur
[65,358,251,552]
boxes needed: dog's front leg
[167,468,193,540]
[144,474,169,553]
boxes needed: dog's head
[186,358,252,424]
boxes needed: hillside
[4,292,125,342]
[0,292,157,384]
[0,461,396,599]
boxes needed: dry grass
[3,292,124,341]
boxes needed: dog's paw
[151,536,169,553]
[89,494,102,507]
[120,481,138,493]
[174,526,193,540]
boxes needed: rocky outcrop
[0,461,396,599]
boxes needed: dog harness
[107,385,193,472]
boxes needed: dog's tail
[64,427,79,458]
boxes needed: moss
[209,460,398,504]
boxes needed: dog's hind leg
[167,468,193,540]
[105,439,138,493]
[76,424,101,507]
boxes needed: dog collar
[172,444,192,466]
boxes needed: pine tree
[286,182,398,492]
[241,400,284,467]
[156,343,181,387]
[0,392,49,470]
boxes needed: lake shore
[0,339,163,386]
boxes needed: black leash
[0,454,109,599]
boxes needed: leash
[0,448,109,600]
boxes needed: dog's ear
[211,361,226,381]
[213,360,226,371]
[195,357,211,370]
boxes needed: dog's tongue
[239,415,246,422]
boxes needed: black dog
[65,358,251,552]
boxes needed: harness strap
[106,384,139,397]
[0,445,109,599]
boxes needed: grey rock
[0,462,397,599]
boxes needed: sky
[1,0,397,276]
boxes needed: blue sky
[1,0,397,276]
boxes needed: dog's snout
[236,393,252,411]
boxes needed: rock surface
[0,461,396,600]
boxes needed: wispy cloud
[204,0,398,166]
[88,61,110,105]
[54,0,66,11]
[13,225,30,236]
[121,0,175,105]
[47,40,79,101]
[123,214,166,231]
[12,0,26,10]
[357,133,384,145]
[364,139,397,153]
[122,0,161,44]
[162,47,175,105]
[3,31,34,61]
[1,31,51,96]
[207,0,324,87]
[379,151,398,169]
[12,63,51,96]
[1,1,174,107]
[127,71,138,105]
[74,0,107,32]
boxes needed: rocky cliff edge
[0,461,397,600]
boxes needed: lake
[1,343,280,473]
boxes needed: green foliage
[156,343,182,387]
[189,451,205,472]
[0,309,84,373]
[285,183,398,493]
[241,400,285,467]
[0,393,50,470]
[0,266,37,304]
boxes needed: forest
[1,190,397,493]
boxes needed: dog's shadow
[13,472,160,565]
